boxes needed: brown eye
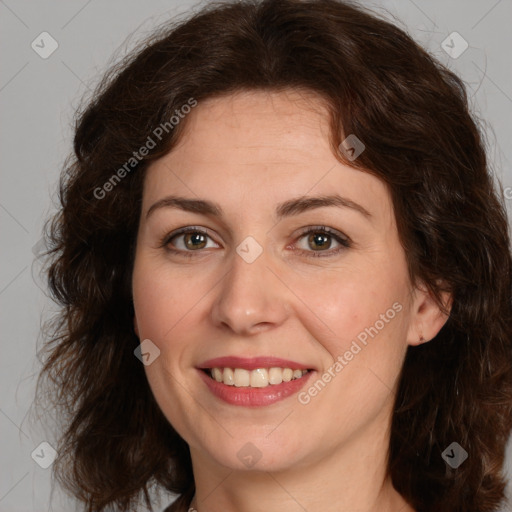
[294,227,351,257]
[307,232,332,251]
[183,232,208,250]
[165,228,219,253]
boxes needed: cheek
[131,256,205,433]
[291,265,409,436]
[286,256,409,347]
[132,254,212,344]
[284,258,411,411]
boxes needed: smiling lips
[198,356,314,406]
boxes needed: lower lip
[198,369,314,407]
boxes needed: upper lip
[198,356,314,371]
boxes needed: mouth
[197,356,315,407]
[202,367,310,388]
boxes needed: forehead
[169,89,333,169]
[142,90,392,223]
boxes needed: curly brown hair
[36,0,512,511]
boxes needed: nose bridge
[210,244,289,334]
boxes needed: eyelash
[293,226,352,257]
[159,225,351,258]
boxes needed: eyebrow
[146,194,371,220]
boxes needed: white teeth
[233,368,250,387]
[223,367,235,386]
[250,368,268,388]
[268,367,283,385]
[282,368,293,382]
[209,367,309,388]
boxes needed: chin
[194,430,311,473]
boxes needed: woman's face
[132,90,444,473]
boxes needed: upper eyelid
[295,225,348,238]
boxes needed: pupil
[309,233,330,250]
[186,232,206,249]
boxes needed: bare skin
[132,89,450,512]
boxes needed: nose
[210,249,291,336]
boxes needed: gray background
[1,0,511,511]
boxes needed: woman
[37,0,512,511]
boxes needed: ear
[407,282,452,346]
